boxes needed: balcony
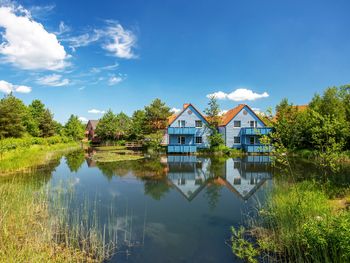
[168,145,197,153]
[168,127,196,135]
[241,127,272,136]
[242,144,272,153]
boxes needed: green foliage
[115,112,131,139]
[231,226,259,263]
[205,95,221,127]
[144,98,171,133]
[64,115,85,141]
[208,130,224,148]
[38,109,55,137]
[95,109,118,140]
[0,94,27,138]
[254,181,350,262]
[129,110,146,139]
[144,131,165,153]
[65,150,85,172]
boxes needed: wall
[222,106,265,148]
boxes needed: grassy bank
[0,137,80,175]
[231,181,350,263]
[92,145,144,163]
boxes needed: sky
[0,0,350,123]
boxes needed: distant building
[85,120,99,141]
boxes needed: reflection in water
[47,152,274,262]
[163,155,272,201]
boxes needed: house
[85,120,99,141]
[218,104,272,153]
[167,103,211,153]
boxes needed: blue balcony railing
[241,127,272,135]
[168,145,197,153]
[168,127,196,135]
[242,144,272,153]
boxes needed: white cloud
[219,109,228,116]
[90,63,118,73]
[207,91,227,100]
[102,22,137,59]
[65,31,101,51]
[37,74,70,86]
[108,75,123,85]
[78,116,88,123]
[88,109,105,114]
[0,5,69,70]
[0,80,31,94]
[207,88,269,101]
[171,107,181,114]
[56,21,71,35]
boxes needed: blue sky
[0,0,350,123]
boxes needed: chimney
[183,103,190,109]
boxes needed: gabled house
[167,103,211,153]
[218,104,272,153]
[85,120,99,141]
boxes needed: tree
[115,112,131,140]
[205,95,221,128]
[204,95,224,148]
[64,115,85,141]
[95,109,118,140]
[39,109,55,137]
[27,100,46,136]
[129,110,146,140]
[0,94,27,138]
[144,99,171,133]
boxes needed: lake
[6,150,276,263]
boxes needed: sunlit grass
[0,143,79,175]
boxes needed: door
[178,136,186,145]
[249,137,255,145]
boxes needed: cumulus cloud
[207,88,269,101]
[108,75,124,85]
[88,109,105,114]
[37,74,70,86]
[78,116,88,123]
[0,80,31,93]
[0,5,69,70]
[171,107,181,114]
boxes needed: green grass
[92,150,144,163]
[232,181,350,263]
[0,142,80,175]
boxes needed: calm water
[10,151,276,262]
[5,150,349,262]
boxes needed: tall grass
[0,140,79,175]
[232,181,350,263]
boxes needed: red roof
[168,103,208,126]
[219,104,266,126]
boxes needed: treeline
[94,98,172,146]
[273,84,350,160]
[0,94,85,141]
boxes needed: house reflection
[166,155,213,201]
[165,155,272,201]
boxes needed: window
[234,136,241,144]
[195,136,202,144]
[178,136,185,145]
[233,120,241,127]
[178,120,186,127]
[250,121,257,127]
[250,137,255,145]
[195,120,202,128]
[234,161,241,169]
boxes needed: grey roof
[88,120,99,130]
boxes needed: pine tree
[64,115,85,140]
[0,94,27,138]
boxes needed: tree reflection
[65,150,85,172]
[143,178,171,200]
